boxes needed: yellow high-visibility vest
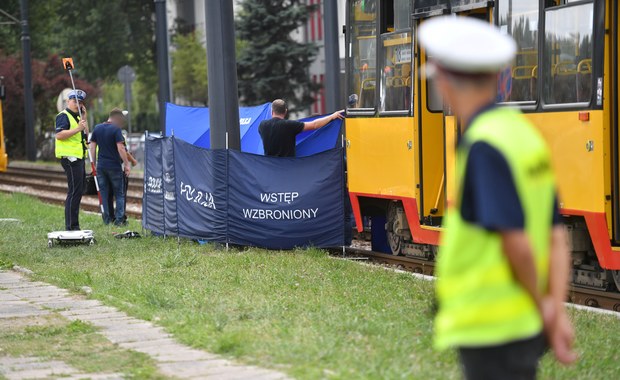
[55,110,84,159]
[435,107,556,349]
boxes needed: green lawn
[0,317,164,379]
[1,192,619,379]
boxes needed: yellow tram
[345,0,620,291]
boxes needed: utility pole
[323,0,341,112]
[20,0,36,161]
[205,0,240,150]
[154,0,171,135]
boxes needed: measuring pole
[20,0,36,161]
[205,0,240,150]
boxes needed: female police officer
[55,89,88,231]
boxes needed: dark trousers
[106,174,129,223]
[97,167,126,225]
[60,158,85,231]
[458,333,546,380]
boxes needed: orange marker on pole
[62,57,74,71]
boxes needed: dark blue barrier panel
[173,138,228,241]
[162,137,178,235]
[143,135,164,234]
[227,148,345,249]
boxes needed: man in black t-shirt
[259,99,344,157]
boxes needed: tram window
[380,31,413,112]
[347,0,377,110]
[394,0,412,31]
[545,0,582,6]
[497,0,539,103]
[381,0,411,33]
[543,3,594,105]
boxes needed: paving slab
[0,302,49,319]
[0,356,123,380]
[0,293,20,301]
[118,338,179,350]
[0,269,293,379]
[60,307,125,318]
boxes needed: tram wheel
[612,270,620,292]
[387,202,403,256]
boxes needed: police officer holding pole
[55,89,88,231]
[419,17,576,379]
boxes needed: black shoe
[113,220,128,227]
[114,231,141,239]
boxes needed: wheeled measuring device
[47,230,95,248]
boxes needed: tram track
[339,245,620,314]
[0,164,143,219]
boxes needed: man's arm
[127,151,138,167]
[545,225,577,364]
[117,142,130,175]
[303,110,344,131]
[89,142,97,167]
[500,231,542,307]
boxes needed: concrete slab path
[0,270,291,380]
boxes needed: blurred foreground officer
[55,89,88,231]
[259,99,343,157]
[419,17,576,379]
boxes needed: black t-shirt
[258,118,305,157]
[90,123,124,170]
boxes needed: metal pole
[154,0,171,135]
[124,82,132,135]
[20,0,36,161]
[323,0,341,112]
[205,0,240,150]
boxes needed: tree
[236,0,320,113]
[172,32,208,106]
[0,52,96,159]
[0,0,160,138]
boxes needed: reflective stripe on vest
[434,107,555,349]
[55,110,84,159]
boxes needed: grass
[0,315,164,379]
[1,192,620,379]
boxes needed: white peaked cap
[419,16,517,74]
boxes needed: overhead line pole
[205,0,240,150]
[20,0,36,161]
[154,0,171,135]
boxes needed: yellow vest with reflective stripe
[434,107,555,349]
[55,110,84,159]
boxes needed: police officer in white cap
[419,16,576,379]
[55,89,88,231]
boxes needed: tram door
[613,0,620,242]
[414,35,445,226]
[414,3,492,226]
